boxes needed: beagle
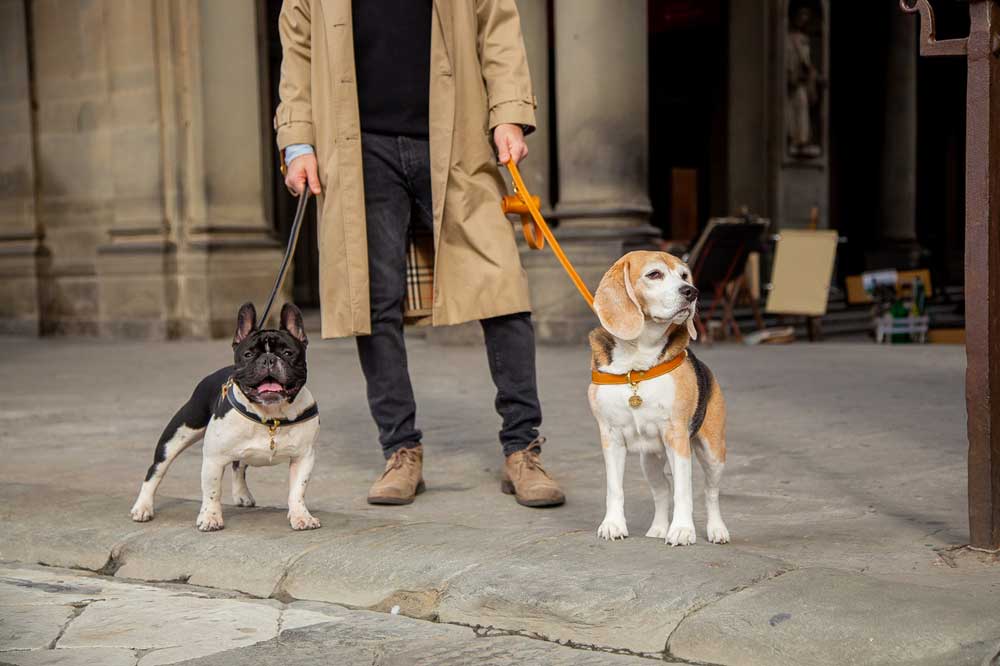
[588,251,729,546]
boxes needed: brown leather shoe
[501,439,565,507]
[367,445,425,505]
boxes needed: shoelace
[382,447,419,478]
[516,438,551,477]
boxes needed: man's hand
[494,124,528,165]
[285,153,322,196]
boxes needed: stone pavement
[0,563,645,665]
[1,335,999,665]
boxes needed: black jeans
[356,132,542,459]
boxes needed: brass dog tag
[628,394,643,409]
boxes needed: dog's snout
[679,285,699,302]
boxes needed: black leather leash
[257,189,312,329]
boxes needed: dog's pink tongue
[257,382,283,393]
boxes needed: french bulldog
[130,302,321,531]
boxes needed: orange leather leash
[502,160,595,309]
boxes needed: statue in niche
[786,2,824,159]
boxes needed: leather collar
[222,379,319,427]
[591,351,688,386]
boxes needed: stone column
[174,0,283,338]
[96,0,177,338]
[28,0,119,335]
[0,0,44,335]
[874,10,921,268]
[529,0,657,342]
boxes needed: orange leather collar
[591,351,688,386]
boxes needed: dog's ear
[280,302,308,346]
[686,307,699,341]
[594,255,644,340]
[233,302,257,347]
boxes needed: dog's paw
[645,523,670,539]
[234,491,256,508]
[597,516,629,541]
[289,511,321,531]
[196,510,225,532]
[665,522,697,546]
[130,502,154,522]
[706,520,730,544]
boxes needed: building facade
[0,0,962,342]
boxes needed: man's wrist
[284,144,315,167]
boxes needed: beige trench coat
[275,0,537,338]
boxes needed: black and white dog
[130,302,321,531]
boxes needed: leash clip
[264,418,280,452]
[626,370,643,409]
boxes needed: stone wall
[0,0,284,339]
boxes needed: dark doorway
[262,0,321,308]
[648,0,729,242]
[914,5,966,287]
[829,0,965,287]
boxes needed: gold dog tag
[629,394,643,409]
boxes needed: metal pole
[902,0,1000,549]
[963,0,1000,549]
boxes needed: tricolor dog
[588,251,729,546]
[130,302,321,532]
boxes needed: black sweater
[352,0,432,137]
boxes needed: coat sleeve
[274,0,315,152]
[475,0,537,134]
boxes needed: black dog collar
[221,378,319,428]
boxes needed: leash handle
[503,161,594,309]
[259,189,312,329]
[501,194,544,249]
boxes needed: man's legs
[399,136,544,455]
[356,133,423,458]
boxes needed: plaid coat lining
[404,227,435,324]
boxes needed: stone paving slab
[175,622,653,666]
[0,565,653,666]
[667,567,1000,666]
[109,500,396,599]
[1,647,138,666]
[0,484,144,573]
[437,531,790,654]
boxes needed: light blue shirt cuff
[284,144,314,167]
